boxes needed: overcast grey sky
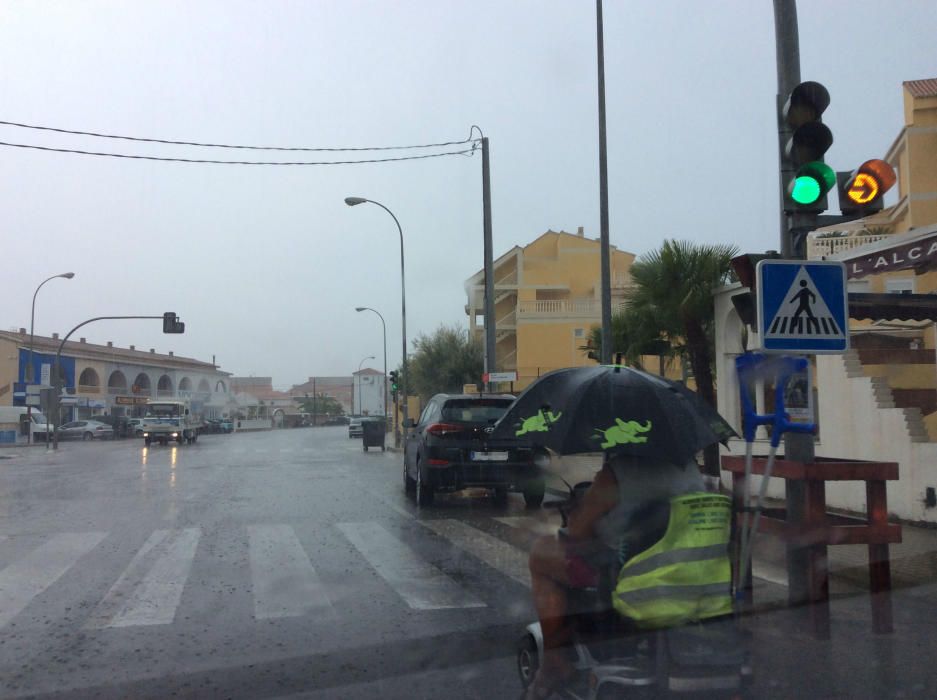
[1,1,934,388]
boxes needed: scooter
[516,482,752,699]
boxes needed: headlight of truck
[143,432,149,437]
[171,432,178,438]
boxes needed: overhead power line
[0,119,477,152]
[0,140,478,165]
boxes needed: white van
[0,406,54,441]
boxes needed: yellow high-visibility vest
[613,492,732,629]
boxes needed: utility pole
[481,136,496,389]
[312,377,317,426]
[596,0,612,363]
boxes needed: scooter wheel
[516,634,539,690]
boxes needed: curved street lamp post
[345,197,409,446]
[28,272,75,445]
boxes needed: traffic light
[782,81,835,211]
[162,312,185,334]
[389,370,399,399]
[838,159,897,217]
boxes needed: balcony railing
[518,300,601,317]
[807,232,891,259]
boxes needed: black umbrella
[490,365,736,465]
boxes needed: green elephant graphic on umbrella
[515,409,562,436]
[594,418,652,449]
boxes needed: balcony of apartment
[517,299,601,318]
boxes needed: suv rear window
[441,399,512,424]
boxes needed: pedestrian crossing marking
[86,528,200,628]
[0,532,107,629]
[337,522,486,610]
[764,266,843,340]
[248,524,332,620]
[419,520,531,588]
[495,516,560,538]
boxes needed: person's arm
[566,464,619,541]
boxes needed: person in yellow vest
[524,453,731,700]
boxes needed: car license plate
[471,451,509,462]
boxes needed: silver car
[58,420,115,441]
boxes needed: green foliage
[403,324,484,400]
[298,394,344,416]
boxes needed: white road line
[337,522,485,610]
[419,520,530,588]
[495,516,560,537]
[85,528,200,628]
[0,532,108,629]
[248,524,332,620]
[279,448,294,453]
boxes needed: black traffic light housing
[162,312,185,334]
[782,81,835,213]
[389,370,399,399]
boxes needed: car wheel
[415,461,434,506]
[82,432,93,441]
[144,437,151,446]
[403,459,416,494]
[516,634,539,689]
[363,445,367,452]
[492,487,509,506]
[523,479,546,509]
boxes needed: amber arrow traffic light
[838,159,897,216]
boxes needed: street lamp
[345,197,410,437]
[356,355,375,417]
[28,272,75,445]
[355,307,387,421]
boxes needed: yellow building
[464,228,635,389]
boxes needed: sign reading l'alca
[845,233,937,279]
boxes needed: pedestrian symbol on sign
[767,267,841,338]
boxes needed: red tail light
[426,422,463,437]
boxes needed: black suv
[403,393,544,508]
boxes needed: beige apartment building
[465,228,636,390]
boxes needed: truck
[0,406,54,442]
[140,400,203,446]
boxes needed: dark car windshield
[441,399,513,424]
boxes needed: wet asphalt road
[2,427,937,699]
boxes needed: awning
[849,293,937,321]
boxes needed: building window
[574,328,584,338]
[885,278,914,295]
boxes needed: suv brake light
[426,422,462,437]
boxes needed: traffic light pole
[773,0,818,622]
[51,315,167,450]
[481,135,496,390]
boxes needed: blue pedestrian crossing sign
[756,259,849,353]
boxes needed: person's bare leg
[528,535,575,685]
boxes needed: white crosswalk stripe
[419,520,531,588]
[85,528,200,628]
[337,522,485,610]
[248,524,332,620]
[0,532,107,629]
[495,516,560,537]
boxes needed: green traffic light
[789,161,836,206]
[791,176,821,204]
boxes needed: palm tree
[583,305,675,374]
[626,240,737,474]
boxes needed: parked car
[402,394,544,508]
[205,418,234,434]
[58,420,114,441]
[348,416,364,438]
